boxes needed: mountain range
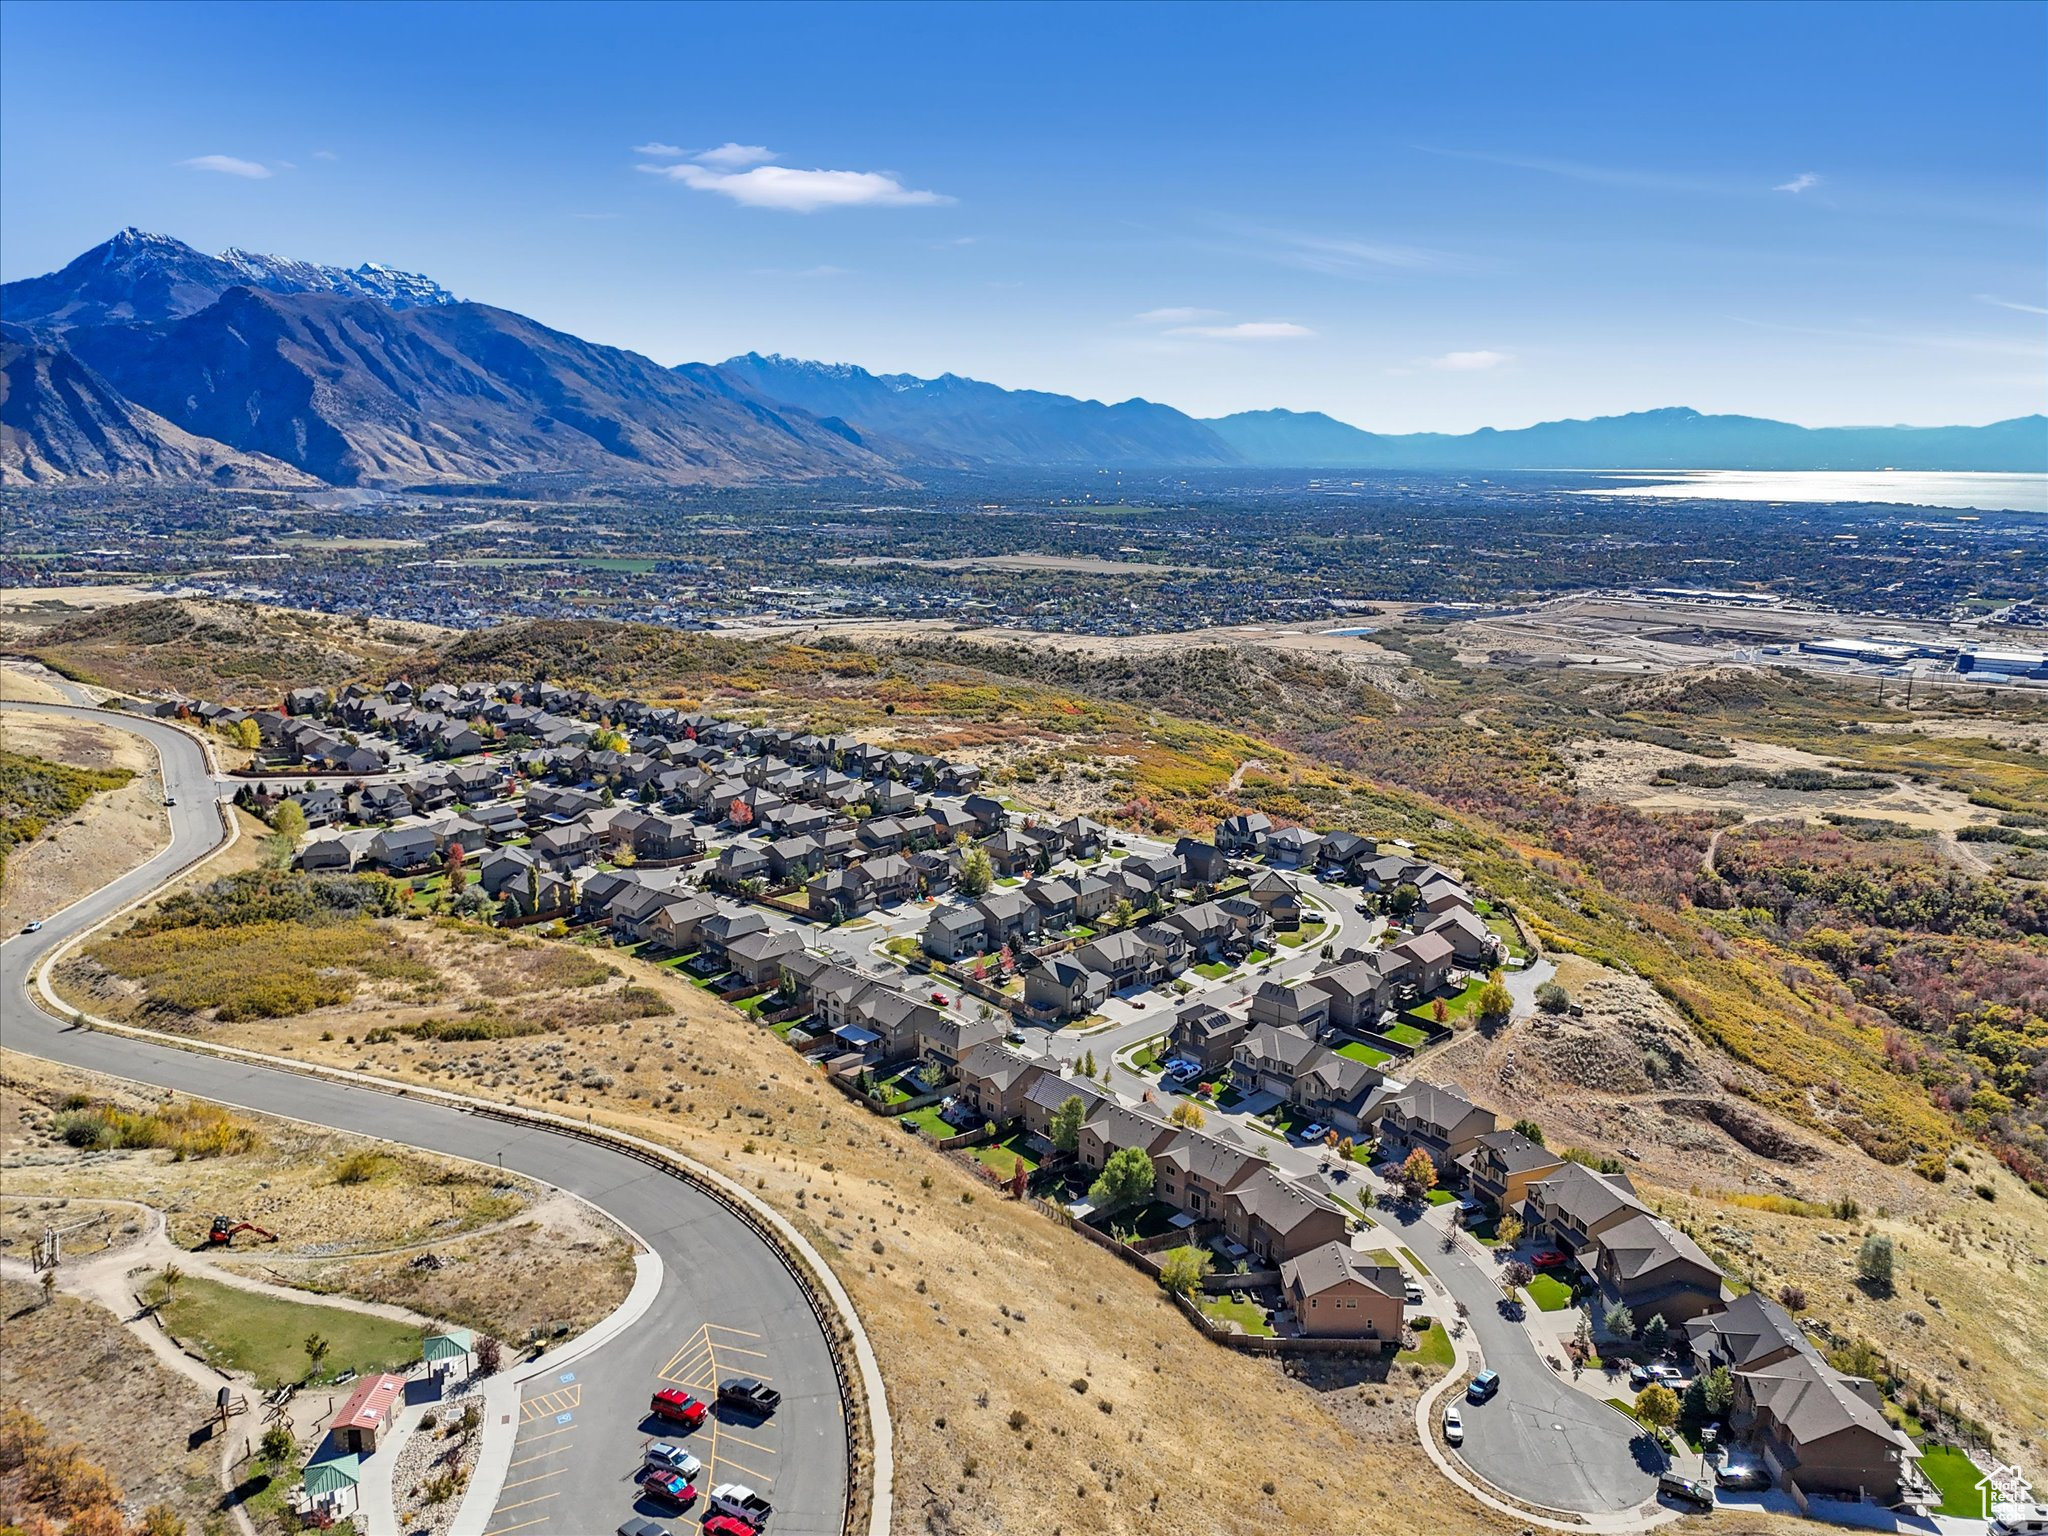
[2,229,2041,488]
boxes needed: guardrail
[465,1105,872,1536]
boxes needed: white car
[1442,1406,1464,1445]
[643,1441,702,1480]
[1299,1122,1329,1143]
[1650,1363,1690,1389]
[709,1484,773,1525]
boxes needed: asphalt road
[1381,1203,1663,1515]
[0,700,851,1536]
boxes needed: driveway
[1384,1202,1663,1516]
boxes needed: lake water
[1580,470,2048,514]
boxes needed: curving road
[0,700,851,1536]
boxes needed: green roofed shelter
[301,1455,362,1518]
[422,1328,474,1368]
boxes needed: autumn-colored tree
[1009,1159,1028,1199]
[1399,1147,1437,1198]
[1168,1101,1206,1128]
[445,840,468,895]
[729,797,754,828]
[1634,1383,1681,1435]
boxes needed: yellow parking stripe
[500,1468,566,1490]
[713,1453,776,1482]
[508,1447,569,1468]
[509,1424,578,1446]
[717,1429,778,1457]
[489,1492,559,1515]
[706,1323,763,1338]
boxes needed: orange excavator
[206,1215,279,1248]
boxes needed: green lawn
[972,1133,1040,1180]
[1129,1037,1166,1073]
[1276,919,1328,949]
[1192,960,1233,980]
[1484,912,1527,959]
[1200,1292,1274,1336]
[1404,977,1486,1029]
[1244,947,1272,965]
[1102,1201,1184,1240]
[1336,1040,1392,1066]
[733,993,770,1016]
[1525,1273,1575,1312]
[900,1104,951,1138]
[1398,1318,1456,1370]
[1917,1445,1983,1518]
[1381,1021,1429,1048]
[1396,1246,1430,1276]
[1424,1187,1456,1206]
[147,1275,422,1389]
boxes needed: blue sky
[3,0,2042,432]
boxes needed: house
[352,782,412,823]
[502,870,573,918]
[646,895,716,954]
[1174,838,1232,888]
[1312,954,1401,1030]
[1246,978,1331,1036]
[1425,908,1499,966]
[808,866,876,921]
[529,821,596,870]
[1215,812,1272,854]
[698,908,770,969]
[1520,1163,1651,1252]
[1151,1132,1262,1221]
[1020,1072,1113,1144]
[1073,929,1165,991]
[367,825,439,873]
[962,794,1009,835]
[466,801,526,842]
[1164,901,1237,959]
[979,829,1038,877]
[857,817,907,854]
[1246,870,1303,926]
[477,846,536,897]
[1315,830,1377,879]
[285,787,345,828]
[726,928,804,987]
[709,842,771,889]
[1388,930,1456,995]
[848,987,945,1059]
[1264,826,1322,867]
[1458,1130,1566,1214]
[1733,1354,1920,1504]
[952,1043,1052,1124]
[1280,1243,1406,1340]
[860,852,918,903]
[913,1012,1004,1070]
[1684,1291,1811,1379]
[1070,873,1118,923]
[631,814,702,863]
[806,966,882,1031]
[1221,1165,1350,1262]
[1371,1080,1498,1168]
[922,905,990,962]
[299,836,354,872]
[1076,1102,1177,1175]
[974,889,1043,950]
[1231,1023,1323,1099]
[1023,876,1078,928]
[1166,1003,1251,1075]
[577,870,639,924]
[1580,1213,1725,1327]
[1055,815,1110,859]
[1290,1047,1389,1135]
[1022,955,1111,1020]
[605,883,678,943]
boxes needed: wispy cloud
[1775,172,1821,194]
[1135,306,1223,324]
[636,142,950,212]
[1430,349,1511,371]
[311,149,339,162]
[178,154,272,180]
[1418,145,1720,195]
[1978,293,2048,317]
[640,160,949,212]
[633,142,685,158]
[1167,320,1315,340]
[693,142,775,170]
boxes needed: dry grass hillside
[14,596,446,703]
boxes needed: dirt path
[1226,757,1271,793]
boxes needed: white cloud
[693,142,776,169]
[178,154,271,180]
[312,149,339,162]
[1978,293,2048,317]
[1430,349,1511,371]
[1167,321,1315,340]
[639,160,951,212]
[633,141,686,158]
[1775,172,1821,194]
[1135,306,1223,324]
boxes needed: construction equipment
[206,1215,278,1248]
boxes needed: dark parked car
[618,1520,666,1536]
[718,1377,782,1415]
[1713,1462,1770,1491]
[1658,1473,1715,1510]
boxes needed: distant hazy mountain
[0,227,459,335]
[0,339,315,486]
[1205,405,2048,473]
[60,287,896,488]
[717,352,1242,468]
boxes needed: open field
[145,1272,424,1389]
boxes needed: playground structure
[205,1215,279,1248]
